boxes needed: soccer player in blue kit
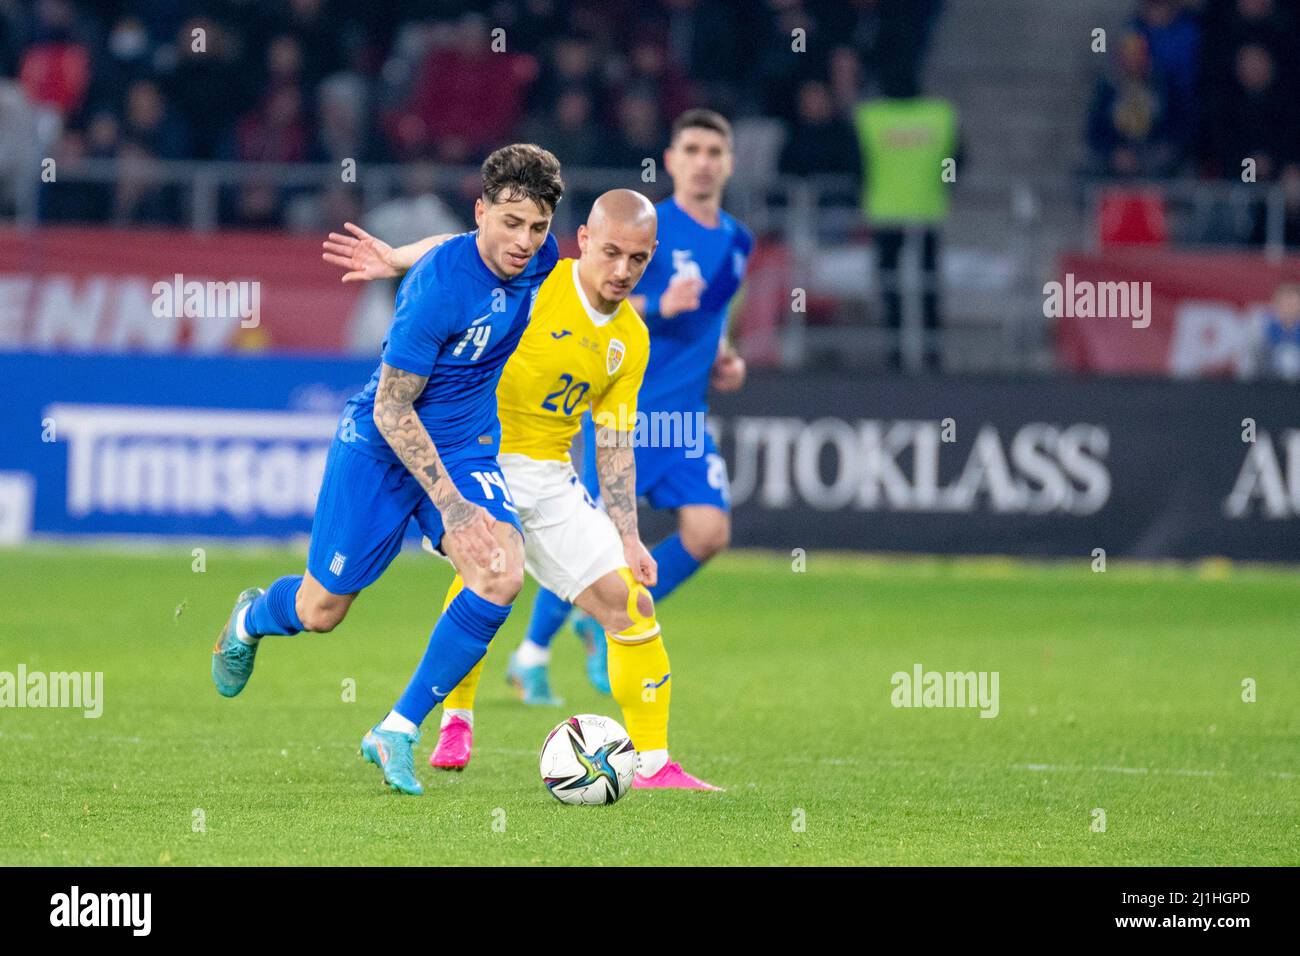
[508,110,753,702]
[210,144,565,794]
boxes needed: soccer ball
[540,714,637,805]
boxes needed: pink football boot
[429,715,473,771]
[633,761,724,791]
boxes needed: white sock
[637,749,668,777]
[379,710,418,735]
[514,639,550,668]
[235,605,259,644]
[441,708,473,729]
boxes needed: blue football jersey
[343,231,559,462]
[635,198,752,414]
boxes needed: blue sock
[393,589,511,727]
[648,534,702,603]
[245,575,304,636]
[524,588,572,649]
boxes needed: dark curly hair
[481,143,564,214]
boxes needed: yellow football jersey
[497,259,649,461]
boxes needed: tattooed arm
[372,362,496,566]
[594,425,657,586]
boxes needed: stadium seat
[1098,188,1168,248]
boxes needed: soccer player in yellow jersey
[323,189,721,790]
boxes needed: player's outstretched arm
[322,222,455,282]
[594,425,657,587]
[372,362,496,567]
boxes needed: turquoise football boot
[211,587,265,698]
[573,613,611,695]
[506,650,563,706]
[360,724,424,795]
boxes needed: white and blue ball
[540,714,636,805]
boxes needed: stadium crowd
[1087,0,1300,183]
[0,0,941,227]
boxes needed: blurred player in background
[518,108,752,701]
[324,189,721,790]
[211,145,563,796]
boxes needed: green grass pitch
[0,545,1296,866]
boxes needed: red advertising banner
[0,227,367,353]
[0,226,786,364]
[1056,248,1300,377]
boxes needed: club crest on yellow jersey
[607,338,626,375]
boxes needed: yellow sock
[607,633,671,753]
[440,575,484,712]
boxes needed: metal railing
[3,156,1056,371]
[1080,178,1294,261]
[17,156,1290,372]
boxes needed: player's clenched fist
[322,221,402,282]
[623,538,658,588]
[441,497,499,570]
[711,345,746,392]
[659,274,705,318]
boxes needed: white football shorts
[424,453,626,603]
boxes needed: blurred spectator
[228,84,310,228]
[872,0,944,97]
[109,79,189,224]
[265,34,307,99]
[0,3,24,77]
[620,37,692,126]
[2,78,60,217]
[90,15,155,116]
[519,88,603,167]
[1202,0,1299,84]
[1259,281,1300,381]
[779,80,861,179]
[277,0,344,90]
[1,0,943,230]
[1086,32,1183,178]
[1204,43,1296,182]
[752,1,824,122]
[164,18,257,159]
[527,34,602,117]
[1128,0,1200,148]
[235,85,309,164]
[40,110,119,223]
[388,13,537,161]
[18,0,91,117]
[608,91,662,169]
[121,79,190,160]
[312,73,384,164]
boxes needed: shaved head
[588,188,657,234]
[576,189,659,312]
